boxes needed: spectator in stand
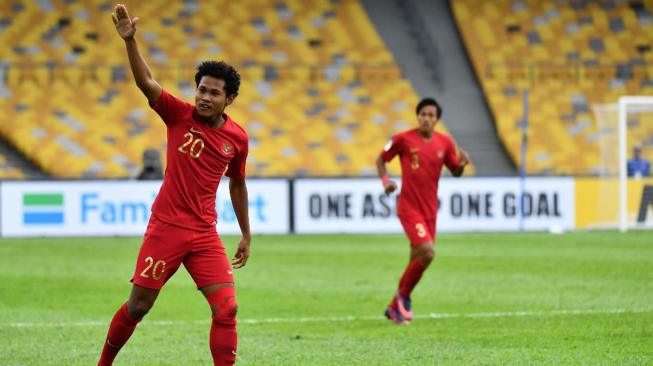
[627,145,650,178]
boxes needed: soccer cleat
[384,307,405,325]
[395,293,413,321]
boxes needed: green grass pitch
[1,232,652,365]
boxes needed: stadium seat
[452,0,653,175]
[0,0,472,178]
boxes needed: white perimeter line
[3,307,652,329]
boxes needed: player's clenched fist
[383,180,398,195]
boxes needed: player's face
[417,105,439,133]
[195,76,234,118]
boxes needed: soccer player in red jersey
[377,98,470,324]
[97,5,250,365]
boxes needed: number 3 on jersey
[178,132,205,158]
[411,153,419,170]
[415,223,426,238]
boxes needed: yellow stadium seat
[0,0,470,178]
[451,0,653,175]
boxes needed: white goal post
[619,96,653,232]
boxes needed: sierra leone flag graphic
[23,193,64,225]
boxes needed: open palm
[111,4,139,40]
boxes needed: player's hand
[111,4,139,40]
[231,237,251,269]
[458,148,470,167]
[384,180,398,195]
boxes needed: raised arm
[229,178,251,269]
[112,4,162,105]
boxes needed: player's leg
[407,216,436,269]
[186,231,237,366]
[98,216,188,366]
[388,214,435,323]
[409,241,435,267]
[97,286,161,366]
[394,242,432,318]
[202,283,238,366]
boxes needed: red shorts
[131,215,234,290]
[398,211,436,246]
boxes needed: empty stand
[1,0,472,178]
[452,0,653,175]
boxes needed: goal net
[586,96,653,231]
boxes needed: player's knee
[207,286,238,325]
[426,248,435,262]
[420,246,435,264]
[213,296,238,326]
[127,299,153,319]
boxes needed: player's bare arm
[376,156,398,195]
[111,4,162,104]
[229,178,251,269]
[450,148,470,177]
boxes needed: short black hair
[416,97,442,119]
[195,61,241,97]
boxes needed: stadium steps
[361,0,516,176]
[0,134,47,179]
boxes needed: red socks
[399,258,426,297]
[391,258,426,308]
[98,287,238,366]
[208,286,238,366]
[98,303,140,366]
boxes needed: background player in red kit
[98,5,250,365]
[377,97,470,325]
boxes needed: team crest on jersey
[222,142,234,155]
[437,150,444,159]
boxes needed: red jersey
[380,128,460,218]
[150,89,248,231]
